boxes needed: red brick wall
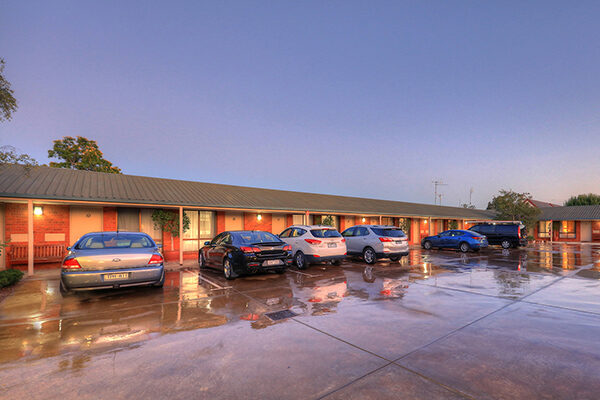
[4,203,70,265]
[244,212,272,232]
[103,207,117,231]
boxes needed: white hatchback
[278,225,347,269]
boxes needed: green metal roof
[539,205,600,221]
[0,165,496,219]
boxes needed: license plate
[104,273,130,281]
[263,259,283,266]
[328,243,337,248]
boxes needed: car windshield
[371,228,406,237]
[310,229,342,238]
[77,233,154,249]
[237,231,282,245]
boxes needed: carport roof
[539,205,600,221]
[0,165,495,219]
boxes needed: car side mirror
[204,241,211,246]
[437,235,441,238]
[66,246,71,251]
[157,244,163,249]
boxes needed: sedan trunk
[74,248,156,270]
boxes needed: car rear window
[310,229,342,238]
[77,234,154,249]
[237,231,282,245]
[371,228,406,238]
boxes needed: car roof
[351,225,399,228]
[288,225,338,230]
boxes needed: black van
[468,223,527,249]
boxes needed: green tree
[564,193,600,206]
[448,220,458,229]
[48,136,121,173]
[0,58,17,122]
[487,190,541,230]
[322,215,335,226]
[0,145,38,169]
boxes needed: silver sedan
[60,231,165,294]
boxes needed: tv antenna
[432,180,447,205]
[469,187,474,206]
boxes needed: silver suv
[341,225,409,264]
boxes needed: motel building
[533,205,600,243]
[0,165,499,274]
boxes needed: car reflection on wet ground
[0,243,599,399]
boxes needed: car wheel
[389,255,400,262]
[423,241,432,250]
[295,251,307,270]
[363,247,376,264]
[501,240,512,249]
[199,252,205,268]
[331,259,342,266]
[223,258,237,280]
[459,242,470,253]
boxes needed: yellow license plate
[104,273,129,281]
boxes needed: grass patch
[0,269,24,288]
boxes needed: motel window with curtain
[538,221,551,238]
[559,221,576,239]
[140,209,162,244]
[117,208,140,231]
[183,211,215,251]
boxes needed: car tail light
[378,237,393,242]
[341,239,346,243]
[148,254,164,264]
[305,239,322,245]
[241,246,262,253]
[62,257,81,269]
[283,245,292,251]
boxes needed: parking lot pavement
[0,243,599,399]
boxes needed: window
[371,228,406,237]
[538,221,551,238]
[381,217,393,226]
[356,227,369,237]
[140,209,162,243]
[237,231,281,245]
[292,215,304,225]
[78,233,154,249]
[291,228,306,237]
[559,221,576,239]
[342,228,356,237]
[117,208,140,231]
[310,229,342,238]
[279,229,292,238]
[183,211,216,251]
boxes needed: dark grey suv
[468,223,527,249]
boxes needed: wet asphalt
[0,243,599,399]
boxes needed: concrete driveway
[0,243,599,399]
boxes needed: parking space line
[197,274,231,290]
[287,269,320,278]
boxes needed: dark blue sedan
[421,230,488,253]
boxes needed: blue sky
[1,1,599,208]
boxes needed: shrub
[0,269,24,288]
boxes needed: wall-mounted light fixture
[362,217,366,223]
[424,219,428,224]
[257,214,262,221]
[33,206,43,216]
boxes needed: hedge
[0,269,24,288]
